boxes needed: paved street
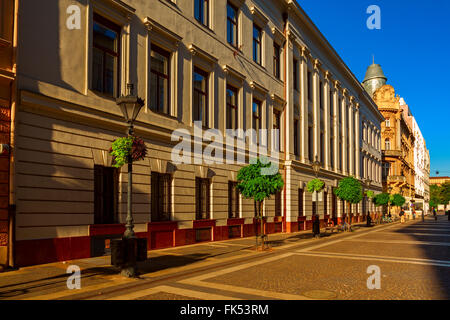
[0,216,449,300]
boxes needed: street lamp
[312,156,321,178]
[116,83,144,277]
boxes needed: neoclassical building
[5,0,384,267]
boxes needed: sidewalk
[0,221,393,300]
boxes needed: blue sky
[297,0,450,177]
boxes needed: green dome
[363,63,387,83]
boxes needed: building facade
[430,177,450,186]
[0,0,16,268]
[363,63,431,214]
[9,0,383,267]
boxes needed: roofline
[284,0,384,123]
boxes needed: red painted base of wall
[15,218,312,267]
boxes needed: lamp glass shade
[117,96,145,123]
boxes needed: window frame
[226,2,238,48]
[92,13,121,98]
[193,67,209,127]
[150,45,171,115]
[293,58,299,91]
[196,177,211,220]
[228,181,240,219]
[252,24,262,65]
[273,43,281,79]
[226,84,239,130]
[273,109,281,152]
[94,165,118,225]
[151,172,172,222]
[195,0,210,27]
[252,99,262,143]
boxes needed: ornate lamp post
[312,156,321,178]
[116,84,144,277]
[364,178,372,218]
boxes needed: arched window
[385,138,391,150]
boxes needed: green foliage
[373,192,390,207]
[110,136,134,168]
[430,183,450,206]
[365,190,375,199]
[236,159,284,203]
[109,135,147,168]
[334,176,363,204]
[391,193,406,207]
[306,178,325,193]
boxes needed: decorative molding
[144,16,182,50]
[250,81,269,95]
[272,27,286,45]
[251,6,269,27]
[271,94,287,109]
[223,65,246,83]
[189,44,218,64]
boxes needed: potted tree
[334,177,363,231]
[236,158,284,250]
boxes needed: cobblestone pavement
[0,216,449,300]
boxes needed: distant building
[430,177,450,186]
[364,69,415,198]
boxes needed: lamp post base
[120,265,137,278]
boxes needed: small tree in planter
[391,193,406,215]
[334,177,363,230]
[236,158,284,250]
[372,192,390,219]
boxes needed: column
[324,79,330,170]
[333,83,339,173]
[348,101,354,175]
[341,93,347,175]
[355,105,360,179]
[313,61,320,161]
[300,48,309,163]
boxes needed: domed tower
[362,62,387,98]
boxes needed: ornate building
[363,64,414,200]
[7,0,383,267]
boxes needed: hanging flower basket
[306,178,325,193]
[109,135,147,168]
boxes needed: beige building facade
[10,0,383,267]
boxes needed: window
[329,91,334,117]
[151,172,171,222]
[308,126,313,162]
[227,3,238,47]
[196,178,210,220]
[252,99,262,143]
[385,118,390,127]
[307,71,312,101]
[385,138,391,150]
[273,109,281,151]
[294,119,299,156]
[253,24,262,65]
[195,0,209,27]
[275,191,282,216]
[298,189,304,216]
[226,85,238,129]
[330,136,334,168]
[319,82,323,110]
[228,181,240,218]
[94,165,118,224]
[92,14,121,97]
[150,45,170,114]
[293,58,299,91]
[193,67,209,127]
[324,191,328,215]
[0,0,13,42]
[273,43,281,79]
[320,132,324,164]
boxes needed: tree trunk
[260,200,264,250]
